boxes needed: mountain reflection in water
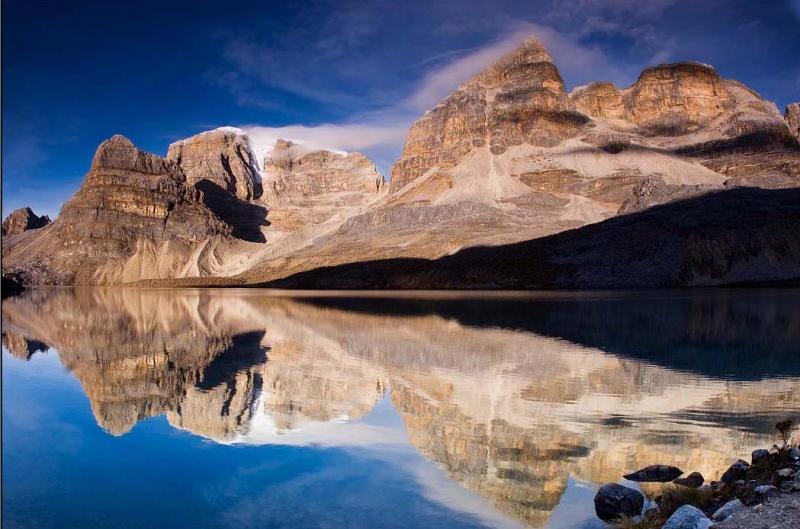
[3,288,799,529]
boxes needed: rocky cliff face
[2,135,233,284]
[787,103,800,142]
[1,207,51,236]
[167,128,262,201]
[262,139,385,205]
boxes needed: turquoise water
[3,288,799,529]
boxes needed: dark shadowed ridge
[258,187,800,290]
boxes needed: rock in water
[593,483,644,522]
[623,464,683,482]
[720,459,750,484]
[712,499,745,521]
[167,128,262,201]
[663,505,712,529]
[673,472,704,488]
[1,207,51,236]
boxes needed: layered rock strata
[2,135,232,284]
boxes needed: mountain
[1,207,50,236]
[2,135,233,284]
[3,37,799,287]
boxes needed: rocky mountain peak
[91,133,178,176]
[390,37,585,192]
[262,139,386,206]
[623,61,732,134]
[2,207,51,236]
[167,128,262,201]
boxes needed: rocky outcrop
[1,207,51,236]
[787,103,800,142]
[2,135,232,284]
[167,128,262,201]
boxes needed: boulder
[673,471,704,488]
[751,448,770,466]
[662,505,712,529]
[711,498,745,521]
[720,459,750,484]
[788,447,800,462]
[753,484,778,502]
[593,483,644,522]
[774,468,796,481]
[624,464,683,482]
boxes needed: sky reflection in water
[3,288,799,529]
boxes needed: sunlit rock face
[787,103,800,143]
[262,139,386,206]
[1,136,233,285]
[167,128,262,201]
[3,288,799,527]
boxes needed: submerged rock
[662,505,712,529]
[594,483,644,522]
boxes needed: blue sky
[3,0,800,218]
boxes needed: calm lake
[2,288,799,529]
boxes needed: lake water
[2,288,799,529]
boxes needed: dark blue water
[3,288,799,529]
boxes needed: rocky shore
[593,422,800,528]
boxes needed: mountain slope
[259,187,800,289]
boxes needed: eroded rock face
[623,62,732,135]
[787,103,800,142]
[262,139,385,206]
[1,207,51,236]
[167,128,262,201]
[2,135,232,284]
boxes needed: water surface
[3,288,799,528]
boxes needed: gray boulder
[753,484,778,502]
[720,459,750,484]
[711,498,745,521]
[623,464,683,482]
[789,447,800,462]
[593,483,644,522]
[662,505,712,529]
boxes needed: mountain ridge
[3,36,800,287]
